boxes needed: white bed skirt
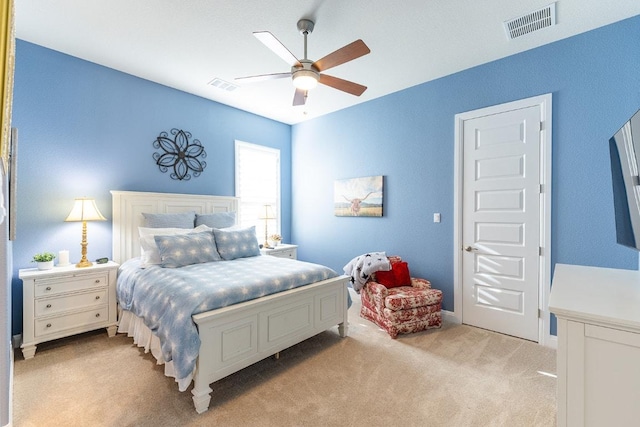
[117,309,195,391]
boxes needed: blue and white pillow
[212,226,260,260]
[195,212,236,229]
[138,224,210,267]
[154,231,221,268]
[142,211,196,228]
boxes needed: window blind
[235,140,280,243]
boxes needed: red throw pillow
[375,261,411,288]
[393,261,411,286]
[374,269,395,287]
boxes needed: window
[235,140,280,246]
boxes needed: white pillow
[138,224,211,267]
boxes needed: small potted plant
[269,234,282,247]
[32,252,56,270]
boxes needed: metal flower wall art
[152,128,207,181]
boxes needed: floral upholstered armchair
[360,256,442,338]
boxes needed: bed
[111,190,350,413]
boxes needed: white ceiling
[14,1,640,125]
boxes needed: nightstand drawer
[261,244,298,260]
[35,289,108,317]
[34,306,109,337]
[269,250,296,259]
[35,273,108,297]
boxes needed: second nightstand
[261,243,298,260]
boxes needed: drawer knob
[95,279,101,284]
[95,296,100,300]
[95,313,100,318]
[45,286,52,291]
[46,323,52,328]
[46,304,52,308]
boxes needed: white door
[460,104,542,341]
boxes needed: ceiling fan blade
[235,72,291,83]
[254,31,301,67]
[293,88,306,106]
[312,39,370,72]
[318,74,367,96]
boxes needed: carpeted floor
[12,293,557,426]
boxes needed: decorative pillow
[195,212,236,229]
[375,261,412,288]
[212,226,260,260]
[154,231,221,268]
[141,211,196,228]
[138,224,209,267]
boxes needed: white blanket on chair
[343,252,391,292]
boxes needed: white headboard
[111,190,239,264]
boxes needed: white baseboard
[11,335,20,349]
[442,310,459,324]
[544,333,558,350]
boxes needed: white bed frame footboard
[111,191,349,414]
[192,276,348,413]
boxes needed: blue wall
[10,41,291,334]
[291,15,640,326]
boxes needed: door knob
[464,245,475,252]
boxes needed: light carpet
[13,293,557,426]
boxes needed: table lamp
[65,197,106,267]
[258,204,276,249]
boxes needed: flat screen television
[609,108,640,250]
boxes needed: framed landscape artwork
[334,175,383,217]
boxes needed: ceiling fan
[236,19,370,106]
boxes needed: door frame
[452,93,553,346]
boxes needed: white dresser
[19,261,119,359]
[261,243,297,259]
[549,263,640,427]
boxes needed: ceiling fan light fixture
[292,69,319,90]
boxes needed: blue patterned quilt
[117,255,339,380]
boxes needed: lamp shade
[65,198,106,222]
[258,204,276,220]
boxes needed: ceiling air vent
[208,77,238,92]
[504,2,556,40]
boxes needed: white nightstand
[19,261,119,359]
[261,244,298,260]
